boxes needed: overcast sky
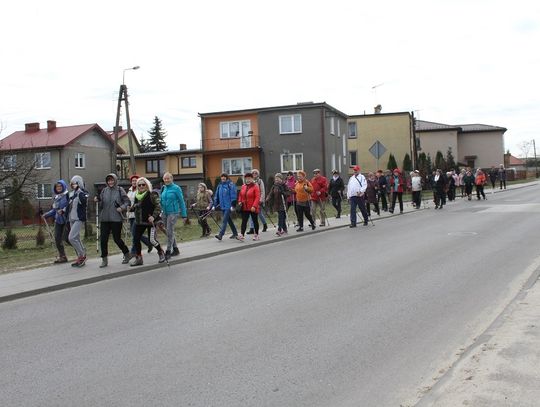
[1,0,538,157]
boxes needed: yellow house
[117,146,204,202]
[347,112,415,173]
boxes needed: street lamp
[112,66,140,175]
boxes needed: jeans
[241,211,259,235]
[350,196,368,225]
[331,195,342,216]
[129,218,151,254]
[277,210,287,232]
[218,209,238,237]
[54,222,67,257]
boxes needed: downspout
[320,108,326,175]
[410,111,418,169]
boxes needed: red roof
[508,155,524,166]
[0,123,114,151]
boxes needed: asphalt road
[1,185,539,406]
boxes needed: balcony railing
[203,134,259,151]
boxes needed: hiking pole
[96,201,100,253]
[320,198,330,226]
[41,215,55,245]
[280,194,288,229]
[261,205,276,228]
[205,208,221,228]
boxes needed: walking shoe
[165,250,171,260]
[253,234,260,241]
[147,245,153,253]
[363,221,369,226]
[262,224,268,232]
[276,231,282,236]
[214,234,223,241]
[237,234,245,241]
[349,224,357,228]
[319,223,325,227]
[71,256,86,268]
[171,247,180,257]
[246,228,254,235]
[310,224,316,230]
[121,253,133,264]
[129,255,143,267]
[158,251,166,263]
[296,227,304,232]
[54,256,68,264]
[229,234,238,239]
[99,257,108,268]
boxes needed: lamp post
[112,66,140,175]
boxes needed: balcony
[203,134,259,152]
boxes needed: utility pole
[533,139,538,178]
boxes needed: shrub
[36,226,46,247]
[2,229,18,250]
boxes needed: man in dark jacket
[328,170,345,218]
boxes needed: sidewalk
[1,182,539,406]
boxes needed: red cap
[129,174,140,181]
[352,165,360,171]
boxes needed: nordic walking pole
[320,198,330,226]
[281,194,288,229]
[41,215,55,245]
[262,205,277,228]
[96,201,100,253]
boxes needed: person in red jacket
[389,168,406,214]
[237,172,261,241]
[310,168,329,226]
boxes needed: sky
[1,0,539,157]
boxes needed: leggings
[241,211,259,235]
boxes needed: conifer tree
[387,153,398,170]
[446,147,456,170]
[402,153,413,172]
[147,116,168,151]
[435,150,446,171]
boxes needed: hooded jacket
[98,173,130,222]
[44,180,69,224]
[193,184,213,210]
[160,181,187,217]
[68,175,88,222]
[213,179,237,210]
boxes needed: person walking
[446,171,456,202]
[266,173,290,236]
[213,173,239,240]
[191,183,213,237]
[237,172,261,241]
[376,169,388,212]
[365,172,380,216]
[160,172,188,257]
[347,165,369,227]
[43,179,70,263]
[463,169,475,201]
[489,166,498,189]
[328,169,345,218]
[411,170,422,209]
[247,169,268,234]
[458,169,466,197]
[95,173,131,268]
[294,170,316,232]
[128,177,166,266]
[310,168,329,226]
[68,175,88,268]
[433,169,447,209]
[498,164,507,189]
[127,174,152,256]
[475,168,487,200]
[389,168,406,214]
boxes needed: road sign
[369,141,386,159]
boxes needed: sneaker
[54,256,68,264]
[158,251,166,263]
[165,250,171,260]
[129,255,143,267]
[147,245,153,253]
[262,224,268,232]
[296,227,304,232]
[229,234,238,239]
[215,234,223,241]
[363,221,369,226]
[246,229,254,235]
[71,256,86,268]
[99,257,108,268]
[275,231,282,236]
[121,253,133,264]
[349,224,357,228]
[171,247,180,257]
[253,234,260,241]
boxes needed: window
[146,159,165,175]
[1,154,16,171]
[35,152,51,169]
[330,117,335,135]
[220,120,251,139]
[75,152,85,169]
[37,183,52,199]
[181,156,197,168]
[348,122,357,138]
[222,157,252,176]
[279,114,302,134]
[280,153,303,173]
[349,151,357,166]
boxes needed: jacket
[285,176,296,203]
[133,191,161,226]
[44,180,69,224]
[266,183,289,212]
[68,175,88,222]
[294,180,313,203]
[213,179,237,210]
[347,174,367,198]
[238,182,260,213]
[475,172,487,186]
[310,175,328,201]
[328,176,344,198]
[193,187,213,211]
[161,182,187,217]
[365,178,379,203]
[98,173,130,222]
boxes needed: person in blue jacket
[212,172,239,240]
[43,180,70,263]
[160,172,187,259]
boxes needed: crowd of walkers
[42,164,508,268]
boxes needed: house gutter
[320,108,326,175]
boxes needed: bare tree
[519,140,532,173]
[0,147,39,201]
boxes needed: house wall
[202,113,259,151]
[457,131,505,169]
[348,113,413,174]
[416,130,459,166]
[205,151,261,186]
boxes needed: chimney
[180,143,187,150]
[113,125,123,133]
[374,104,382,114]
[25,122,40,133]
[47,120,57,131]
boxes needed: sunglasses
[137,184,147,187]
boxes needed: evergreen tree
[417,152,430,177]
[147,116,168,151]
[139,134,150,152]
[446,147,456,171]
[387,153,398,170]
[205,177,213,192]
[435,150,446,171]
[214,177,221,192]
[426,153,433,174]
[402,153,413,172]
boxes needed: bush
[36,226,46,247]
[2,229,18,250]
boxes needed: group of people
[43,164,507,267]
[43,172,187,268]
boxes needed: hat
[244,172,253,178]
[129,174,140,182]
[274,172,283,180]
[352,165,360,172]
[313,168,321,173]
[332,169,339,174]
[414,170,419,173]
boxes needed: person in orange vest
[475,168,487,200]
[294,171,316,232]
